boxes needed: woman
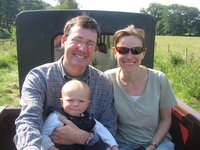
[105,25,177,150]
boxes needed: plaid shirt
[14,57,117,150]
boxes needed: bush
[169,54,185,66]
[154,51,200,104]
[0,47,17,69]
[0,28,12,39]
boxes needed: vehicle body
[0,10,200,150]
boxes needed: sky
[43,0,200,13]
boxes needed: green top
[105,67,178,146]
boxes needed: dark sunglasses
[116,46,146,55]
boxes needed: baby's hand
[47,145,59,150]
[111,145,119,150]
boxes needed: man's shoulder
[89,65,113,84]
[89,65,106,78]
[29,61,59,75]
[34,61,58,70]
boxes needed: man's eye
[73,38,82,43]
[87,43,95,47]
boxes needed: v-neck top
[105,67,177,145]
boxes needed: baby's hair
[61,79,90,97]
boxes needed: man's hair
[63,15,101,39]
[113,25,145,47]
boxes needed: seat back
[16,10,156,91]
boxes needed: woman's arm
[146,108,172,150]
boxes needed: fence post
[167,45,170,54]
[185,48,188,62]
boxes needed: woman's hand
[146,145,155,150]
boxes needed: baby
[41,79,118,150]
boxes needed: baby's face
[60,88,90,117]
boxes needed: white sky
[43,0,200,12]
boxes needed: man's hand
[111,145,119,150]
[51,116,90,145]
[47,145,59,150]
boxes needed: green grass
[0,41,20,107]
[154,36,200,112]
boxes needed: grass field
[0,41,20,107]
[0,36,200,112]
[155,36,199,61]
[154,36,200,112]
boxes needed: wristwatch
[85,132,94,145]
[147,141,158,148]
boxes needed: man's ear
[61,35,67,48]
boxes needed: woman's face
[113,35,145,73]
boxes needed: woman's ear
[141,49,147,59]
[112,47,117,58]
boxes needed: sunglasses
[116,46,146,55]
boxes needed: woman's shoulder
[104,67,120,75]
[148,68,169,84]
[148,68,166,77]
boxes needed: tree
[0,0,19,34]
[141,3,166,23]
[182,7,200,35]
[0,0,50,38]
[53,0,78,9]
[19,0,49,11]
[141,3,200,36]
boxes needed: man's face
[62,24,97,76]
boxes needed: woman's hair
[63,14,101,39]
[113,25,145,46]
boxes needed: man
[14,15,117,150]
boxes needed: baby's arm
[41,112,64,150]
[93,119,118,149]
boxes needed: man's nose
[78,42,88,52]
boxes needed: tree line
[0,0,78,39]
[0,1,200,38]
[141,3,200,36]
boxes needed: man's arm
[14,105,43,150]
[14,70,46,150]
[97,78,117,137]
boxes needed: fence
[0,39,16,47]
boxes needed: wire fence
[0,39,16,47]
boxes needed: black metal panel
[16,10,156,91]
[0,107,21,150]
